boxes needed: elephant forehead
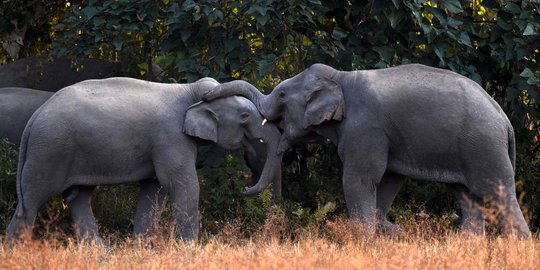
[216,96,256,110]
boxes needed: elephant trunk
[203,80,278,120]
[244,123,283,197]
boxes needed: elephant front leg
[340,131,389,233]
[168,174,199,241]
[154,147,200,241]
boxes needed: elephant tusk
[262,118,268,126]
[259,138,264,143]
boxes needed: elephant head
[203,64,344,155]
[183,95,283,196]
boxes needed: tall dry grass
[0,215,538,270]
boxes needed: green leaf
[247,5,267,16]
[332,27,348,40]
[93,17,106,27]
[391,0,401,8]
[137,62,149,76]
[520,68,534,78]
[224,39,241,53]
[505,2,521,14]
[458,32,472,47]
[181,30,193,42]
[82,7,100,19]
[112,40,123,50]
[468,72,482,84]
[389,11,405,29]
[433,43,448,63]
[506,87,520,100]
[182,0,197,10]
[259,59,274,76]
[215,10,224,20]
[374,61,388,68]
[373,46,394,62]
[447,17,463,28]
[523,23,536,36]
[443,0,463,13]
[257,14,271,26]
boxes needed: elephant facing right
[6,77,283,242]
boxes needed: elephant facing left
[6,77,282,242]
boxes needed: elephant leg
[64,186,103,244]
[376,172,405,234]
[7,204,39,241]
[6,177,58,241]
[133,178,168,237]
[462,147,531,238]
[340,130,388,232]
[479,181,530,237]
[447,184,485,235]
[499,193,530,237]
[154,147,199,241]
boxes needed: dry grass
[0,217,538,270]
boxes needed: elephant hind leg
[64,186,103,244]
[6,204,36,241]
[460,133,530,237]
[376,172,405,235]
[6,184,56,241]
[463,167,530,237]
[133,178,168,237]
[449,183,485,235]
[493,190,531,238]
[7,157,68,242]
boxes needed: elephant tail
[15,123,29,218]
[507,121,516,173]
[15,99,48,218]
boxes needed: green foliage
[198,152,270,235]
[0,139,17,228]
[0,0,59,62]
[515,142,540,227]
[52,0,167,79]
[2,0,540,235]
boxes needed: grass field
[0,218,538,270]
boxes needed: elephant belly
[65,133,157,186]
[386,157,466,183]
[67,160,155,186]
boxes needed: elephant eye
[241,112,250,119]
[279,92,286,98]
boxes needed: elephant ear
[303,74,344,128]
[183,103,218,143]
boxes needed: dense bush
[1,0,539,236]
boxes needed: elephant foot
[79,235,105,247]
[459,220,485,236]
[377,219,404,237]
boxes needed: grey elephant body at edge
[204,63,531,237]
[6,78,282,242]
[0,88,53,146]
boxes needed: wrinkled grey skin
[0,87,280,241]
[204,63,531,237]
[0,88,53,146]
[6,77,282,242]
